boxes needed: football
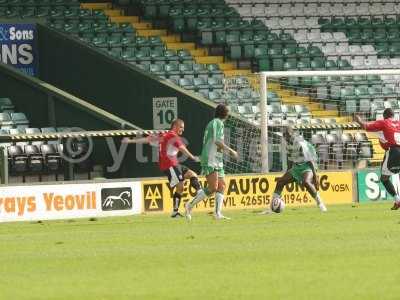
[271,197,285,213]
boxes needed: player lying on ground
[355,108,400,210]
[185,104,238,220]
[122,119,202,217]
[262,127,327,213]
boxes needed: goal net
[221,69,400,174]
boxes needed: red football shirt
[365,118,400,150]
[152,131,184,171]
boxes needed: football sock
[189,176,201,191]
[314,192,322,205]
[215,192,224,215]
[173,192,182,212]
[189,189,207,207]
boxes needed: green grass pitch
[1,202,400,300]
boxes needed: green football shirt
[200,118,224,168]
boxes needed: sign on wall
[0,23,39,76]
[152,97,178,129]
[357,169,400,202]
[0,181,142,222]
[141,172,354,213]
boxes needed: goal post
[222,68,400,175]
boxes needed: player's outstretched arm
[215,141,238,159]
[122,137,149,144]
[354,115,367,129]
[179,145,200,162]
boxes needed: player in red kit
[355,108,400,210]
[123,119,202,217]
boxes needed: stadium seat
[7,145,28,176]
[24,144,44,173]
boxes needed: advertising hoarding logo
[143,184,163,211]
[101,187,133,211]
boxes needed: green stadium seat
[193,77,209,92]
[337,59,352,70]
[149,64,165,76]
[11,113,29,128]
[108,35,122,48]
[0,98,14,112]
[355,85,370,100]
[282,46,296,58]
[367,74,381,85]
[179,63,194,77]
[121,35,135,47]
[368,86,382,100]
[150,48,165,62]
[353,75,368,85]
[193,63,208,77]
[92,36,108,48]
[254,46,269,71]
[208,77,223,90]
[135,48,151,63]
[375,43,389,57]
[121,48,135,62]
[135,36,149,47]
[295,46,308,58]
[360,29,374,43]
[163,49,179,62]
[109,47,122,58]
[297,58,311,71]
[177,49,192,63]
[268,47,282,59]
[179,78,195,90]
[272,58,284,71]
[359,98,371,113]
[208,90,222,102]
[164,63,180,78]
[347,29,361,43]
[148,36,163,48]
[206,64,222,76]
[120,23,135,34]
[382,86,397,99]
[283,58,297,71]
[311,57,325,70]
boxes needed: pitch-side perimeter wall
[357,168,400,203]
[141,171,353,214]
[0,179,142,222]
[0,171,354,222]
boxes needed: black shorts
[381,146,400,176]
[163,164,189,187]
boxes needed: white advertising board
[0,181,142,222]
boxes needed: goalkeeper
[264,127,327,213]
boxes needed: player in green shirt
[262,127,327,213]
[185,104,238,220]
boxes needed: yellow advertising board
[141,172,353,213]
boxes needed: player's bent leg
[381,152,400,210]
[260,171,294,215]
[275,171,295,196]
[303,171,327,212]
[185,169,216,221]
[381,174,400,210]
